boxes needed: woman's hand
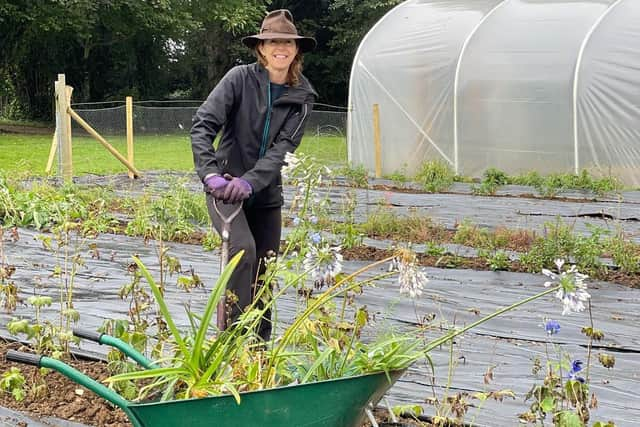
[223,174,253,204]
[205,175,229,200]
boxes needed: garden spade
[212,198,243,331]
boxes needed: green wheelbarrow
[6,328,404,427]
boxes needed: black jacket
[191,62,317,207]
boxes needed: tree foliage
[0,0,402,120]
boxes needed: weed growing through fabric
[0,226,19,312]
[6,218,88,360]
[339,164,369,188]
[123,178,209,242]
[605,230,640,274]
[478,248,511,271]
[519,219,612,275]
[424,241,447,257]
[202,228,222,251]
[385,165,409,187]
[453,219,493,249]
[512,170,622,197]
[415,160,455,193]
[360,208,441,243]
[471,167,509,195]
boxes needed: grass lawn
[0,132,347,177]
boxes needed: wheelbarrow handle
[72,328,156,370]
[5,350,130,410]
[73,327,104,343]
[6,350,42,367]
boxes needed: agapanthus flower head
[571,360,583,373]
[303,244,343,288]
[544,319,561,335]
[398,263,428,298]
[388,247,418,272]
[389,247,428,299]
[542,259,591,315]
[281,152,301,179]
[568,359,585,383]
[309,232,322,245]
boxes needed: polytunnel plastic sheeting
[577,0,640,188]
[348,0,640,187]
[457,0,612,177]
[348,0,502,173]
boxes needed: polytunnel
[347,0,640,187]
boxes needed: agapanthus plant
[542,259,591,315]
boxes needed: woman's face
[259,39,299,73]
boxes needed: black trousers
[206,194,281,340]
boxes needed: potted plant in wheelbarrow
[7,251,423,427]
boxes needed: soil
[0,341,130,426]
[0,341,427,427]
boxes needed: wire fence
[70,100,347,139]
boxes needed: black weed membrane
[2,172,639,426]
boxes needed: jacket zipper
[259,85,272,159]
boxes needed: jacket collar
[251,62,317,104]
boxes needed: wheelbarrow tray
[127,369,403,427]
[7,340,403,427]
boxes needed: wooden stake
[55,74,73,181]
[373,103,382,178]
[126,96,135,179]
[68,107,141,178]
[45,129,57,174]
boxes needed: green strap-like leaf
[301,347,336,383]
[106,366,189,383]
[191,251,243,368]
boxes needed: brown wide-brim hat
[242,9,316,53]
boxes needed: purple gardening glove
[204,175,228,200]
[223,174,252,204]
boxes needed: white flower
[281,152,301,179]
[542,259,591,315]
[397,262,428,299]
[388,248,429,299]
[303,245,343,288]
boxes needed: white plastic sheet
[348,0,640,187]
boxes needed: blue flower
[544,319,561,335]
[309,232,322,245]
[568,359,585,383]
[571,360,583,373]
[309,215,318,224]
[292,217,301,227]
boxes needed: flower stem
[264,256,396,384]
[423,285,560,353]
[585,299,594,383]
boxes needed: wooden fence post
[126,96,135,179]
[373,103,382,178]
[55,74,73,181]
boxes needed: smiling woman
[190,9,318,341]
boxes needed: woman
[191,9,317,340]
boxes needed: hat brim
[242,34,316,53]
